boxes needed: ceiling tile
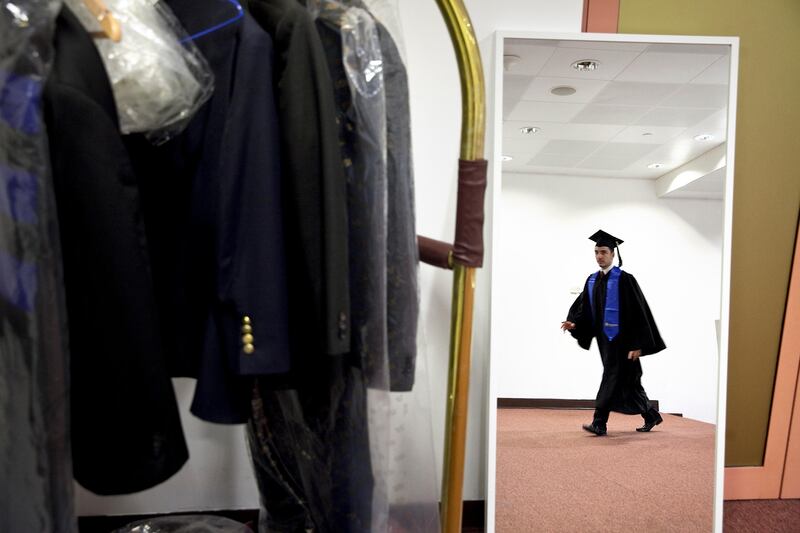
[661,84,728,109]
[501,137,550,156]
[691,55,731,85]
[681,109,728,141]
[507,100,585,123]
[520,76,609,104]
[592,142,657,159]
[616,52,722,83]
[540,139,603,157]
[504,40,557,77]
[557,40,649,52]
[590,81,681,106]
[570,104,649,125]
[501,38,733,181]
[636,106,717,127]
[575,156,633,171]
[503,75,535,118]
[537,47,642,81]
[631,138,716,171]
[501,152,538,172]
[611,125,686,144]
[644,43,730,55]
[527,152,585,167]
[503,120,625,142]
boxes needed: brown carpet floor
[723,499,800,532]
[495,408,715,532]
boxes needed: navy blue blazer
[127,1,291,423]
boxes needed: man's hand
[561,321,576,332]
[628,349,642,360]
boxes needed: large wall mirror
[486,32,738,532]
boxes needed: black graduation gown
[567,269,666,415]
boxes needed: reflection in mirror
[491,36,735,533]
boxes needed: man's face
[595,246,614,269]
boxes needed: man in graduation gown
[561,230,666,436]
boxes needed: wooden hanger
[82,0,122,42]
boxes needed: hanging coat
[43,8,188,495]
[247,0,352,360]
[126,0,292,424]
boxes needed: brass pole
[434,0,486,161]
[440,264,477,532]
[433,1,486,532]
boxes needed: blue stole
[588,266,621,341]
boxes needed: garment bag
[246,0,437,530]
[0,1,75,531]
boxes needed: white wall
[493,172,723,423]
[398,0,584,502]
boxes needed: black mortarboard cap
[589,229,623,249]
[589,230,624,266]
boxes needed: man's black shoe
[582,423,607,436]
[636,412,664,432]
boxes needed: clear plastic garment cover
[63,0,214,144]
[112,515,254,533]
[247,0,439,531]
[0,1,76,532]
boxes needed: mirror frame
[484,30,739,533]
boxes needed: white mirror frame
[484,30,739,533]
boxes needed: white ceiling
[502,39,731,179]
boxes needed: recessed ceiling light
[502,155,513,161]
[550,85,577,96]
[571,59,599,72]
[647,163,665,169]
[694,133,715,141]
[519,126,540,134]
[503,54,521,71]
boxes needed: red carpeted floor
[723,499,800,532]
[495,408,715,532]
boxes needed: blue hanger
[180,0,244,43]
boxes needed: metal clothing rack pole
[420,1,486,532]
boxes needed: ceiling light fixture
[502,155,513,161]
[550,85,577,96]
[503,54,521,72]
[647,163,665,169]
[694,133,715,141]
[519,126,540,134]
[571,59,599,72]
[642,132,654,137]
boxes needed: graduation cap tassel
[616,243,623,268]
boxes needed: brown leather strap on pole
[418,235,453,269]
[453,159,487,267]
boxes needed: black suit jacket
[44,9,188,495]
[247,0,351,360]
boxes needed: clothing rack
[38,1,485,530]
[420,1,487,532]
